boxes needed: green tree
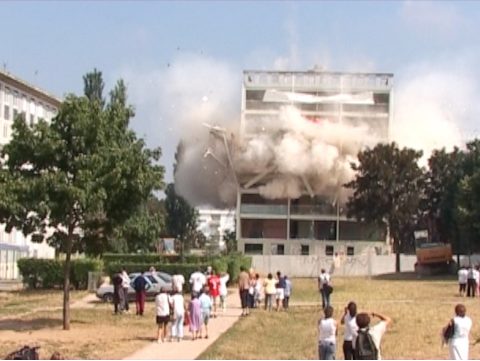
[0,70,164,329]
[456,139,480,254]
[421,148,465,254]
[164,183,197,257]
[345,142,424,272]
[223,228,237,254]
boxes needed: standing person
[155,288,170,343]
[474,266,480,297]
[189,268,206,297]
[133,272,151,316]
[199,286,212,339]
[263,273,276,311]
[354,311,392,360]
[318,269,331,309]
[318,305,337,360]
[341,301,358,360]
[120,268,131,313]
[254,273,263,308]
[275,271,286,312]
[169,289,185,342]
[172,272,185,294]
[283,275,292,310]
[219,272,230,313]
[466,266,476,297]
[458,266,468,297]
[238,266,250,316]
[188,294,202,340]
[207,271,220,317]
[112,271,124,315]
[444,304,472,360]
[248,272,256,309]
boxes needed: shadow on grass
[0,317,87,331]
[373,272,456,281]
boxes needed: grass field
[200,276,480,360]
[0,291,156,359]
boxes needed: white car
[96,272,173,302]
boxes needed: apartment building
[236,69,393,256]
[0,70,61,280]
[197,208,235,250]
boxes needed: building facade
[197,208,235,250]
[236,70,393,256]
[0,70,61,280]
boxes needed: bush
[71,258,103,290]
[17,258,103,290]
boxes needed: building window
[301,244,310,256]
[347,246,355,256]
[30,114,35,126]
[4,105,9,120]
[13,109,18,120]
[244,243,263,255]
[3,124,8,137]
[271,243,285,255]
[325,245,334,256]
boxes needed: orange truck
[414,230,454,275]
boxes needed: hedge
[102,253,251,283]
[17,258,103,290]
[102,253,211,267]
[105,254,252,287]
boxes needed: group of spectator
[112,268,153,316]
[238,267,293,316]
[318,300,392,360]
[457,265,480,297]
[154,267,231,343]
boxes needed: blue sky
[3,1,480,181]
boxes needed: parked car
[96,272,172,303]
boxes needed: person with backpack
[318,268,332,309]
[133,271,152,316]
[443,304,472,360]
[318,305,337,360]
[341,301,358,360]
[353,311,392,360]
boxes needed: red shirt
[208,275,220,297]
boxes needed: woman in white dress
[446,304,472,360]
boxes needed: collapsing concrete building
[234,70,394,256]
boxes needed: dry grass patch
[0,301,158,359]
[0,290,88,317]
[200,276,480,360]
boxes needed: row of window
[244,243,355,256]
[2,105,37,124]
[0,83,57,122]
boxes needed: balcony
[290,204,337,216]
[240,204,288,216]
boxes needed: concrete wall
[251,254,417,277]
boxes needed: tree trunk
[395,251,401,273]
[62,225,74,330]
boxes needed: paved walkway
[124,290,242,360]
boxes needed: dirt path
[124,289,242,360]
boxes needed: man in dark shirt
[112,271,124,314]
[133,272,151,316]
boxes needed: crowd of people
[457,265,480,297]
[109,264,474,359]
[237,266,293,316]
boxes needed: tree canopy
[0,70,164,329]
[345,142,424,271]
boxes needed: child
[189,294,202,340]
[254,273,263,308]
[199,286,212,338]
